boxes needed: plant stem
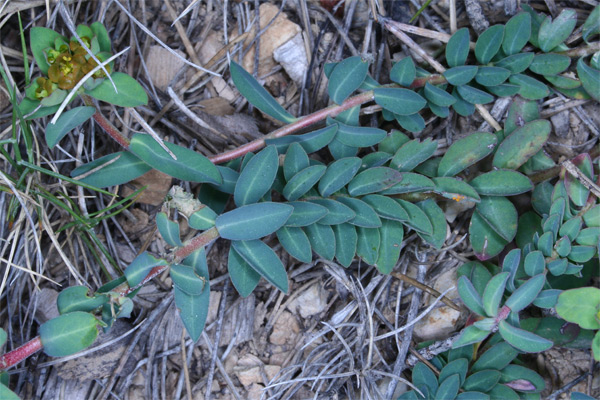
[0,336,43,370]
[559,42,600,58]
[173,226,220,261]
[81,94,130,149]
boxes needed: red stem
[0,336,43,370]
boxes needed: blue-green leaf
[129,134,221,184]
[416,199,446,249]
[390,138,438,172]
[471,342,518,373]
[156,212,183,247]
[452,325,490,348]
[475,25,505,64]
[170,264,206,295]
[216,202,293,240]
[396,199,433,235]
[373,88,427,115]
[283,142,309,181]
[475,196,517,242]
[318,157,362,197]
[332,118,387,147]
[228,246,260,297]
[356,227,380,265]
[582,5,600,42]
[285,201,328,227]
[283,165,326,201]
[482,272,509,317]
[458,276,487,316]
[375,219,404,274]
[234,145,278,206]
[232,240,288,293]
[362,194,409,222]
[390,57,416,86]
[333,223,357,267]
[436,374,460,400]
[328,56,368,104]
[45,106,95,148]
[498,320,553,353]
[71,151,151,188]
[577,57,600,101]
[503,12,531,55]
[538,9,577,52]
[230,61,296,123]
[347,167,403,196]
[446,28,471,67]
[125,252,167,287]
[304,223,336,260]
[444,66,478,86]
[85,72,148,107]
[277,226,312,263]
[57,286,108,314]
[265,125,337,153]
[309,198,355,225]
[438,132,496,177]
[336,197,381,228]
[505,273,546,313]
[40,312,99,357]
[424,82,456,107]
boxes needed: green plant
[0,5,599,399]
[399,342,545,399]
[556,287,600,361]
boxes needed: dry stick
[562,160,600,198]
[180,331,193,400]
[389,21,475,49]
[391,271,459,311]
[449,0,457,33]
[382,17,502,132]
[385,257,427,400]
[205,279,230,400]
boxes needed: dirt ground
[0,1,598,399]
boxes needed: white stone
[287,283,329,318]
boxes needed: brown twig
[391,271,460,311]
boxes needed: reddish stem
[81,94,130,149]
[0,336,43,370]
[173,227,220,261]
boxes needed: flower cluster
[35,37,110,99]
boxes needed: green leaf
[156,212,182,247]
[327,138,357,160]
[538,9,577,52]
[495,52,534,73]
[544,74,581,89]
[428,102,450,117]
[412,362,438,396]
[381,172,435,195]
[459,261,493,297]
[0,383,19,400]
[265,125,337,153]
[482,272,510,317]
[458,276,487,316]
[443,66,478,86]
[283,165,326,201]
[390,57,416,86]
[457,392,490,400]
[285,201,328,227]
[373,88,426,115]
[475,67,511,86]
[336,197,381,228]
[529,54,570,75]
[173,285,209,342]
[583,204,600,227]
[509,74,549,100]
[277,226,312,263]
[304,223,336,260]
[439,358,468,386]
[90,22,111,52]
[45,106,95,149]
[170,264,206,295]
[416,199,446,249]
[230,61,296,123]
[532,289,561,308]
[234,145,278,206]
[328,56,368,104]
[560,217,583,242]
[129,134,221,184]
[85,72,148,107]
[486,83,521,97]
[40,312,99,357]
[228,246,260,297]
[470,170,533,196]
[463,370,501,392]
[390,138,438,172]
[456,85,494,105]
[472,342,518,373]
[498,320,553,353]
[451,88,476,116]
[524,251,545,277]
[189,206,217,230]
[375,219,404,274]
[453,325,490,348]
[469,211,509,260]
[347,167,403,196]
[555,287,600,330]
[71,151,151,188]
[493,120,551,170]
[394,113,425,133]
[505,273,546,313]
[332,118,387,147]
[362,194,408,222]
[446,28,471,67]
[333,223,358,267]
[436,374,460,400]
[475,196,517,242]
[565,153,593,207]
[283,142,310,181]
[432,177,481,203]
[232,240,288,293]
[577,57,600,101]
[124,252,167,287]
[424,82,456,107]
[309,198,355,225]
[500,364,545,393]
[30,27,67,75]
[582,5,600,42]
[356,227,380,265]
[57,286,108,314]
[318,157,362,197]
[216,202,293,240]
[438,133,496,177]
[503,12,532,55]
[576,227,600,246]
[475,25,505,64]
[504,97,539,135]
[396,199,433,235]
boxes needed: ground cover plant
[0,1,598,399]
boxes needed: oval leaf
[129,134,221,184]
[390,138,438,172]
[482,272,510,317]
[235,145,278,206]
[125,252,167,287]
[375,219,404,274]
[469,211,508,260]
[333,223,358,267]
[443,66,478,86]
[85,72,148,107]
[438,132,497,177]
[156,212,183,247]
[230,61,296,123]
[71,151,152,188]
[538,9,577,52]
[373,88,426,116]
[328,56,368,104]
[283,165,326,201]
[318,157,362,197]
[304,223,336,260]
[577,57,600,101]
[285,201,328,227]
[492,120,551,170]
[347,167,403,196]
[57,286,108,314]
[503,12,532,55]
[446,28,471,67]
[390,57,416,86]
[228,246,260,297]
[475,196,517,242]
[505,273,546,313]
[216,202,293,240]
[498,320,553,353]
[277,226,313,263]
[232,240,288,293]
[45,106,95,148]
[170,264,206,295]
[40,312,99,357]
[336,197,381,228]
[475,25,505,64]
[470,170,533,196]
